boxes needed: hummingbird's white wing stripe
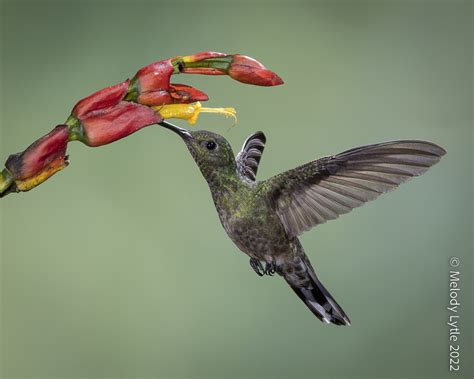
[267,140,446,238]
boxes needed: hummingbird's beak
[159,121,192,140]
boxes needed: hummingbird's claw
[250,259,278,277]
[249,258,264,277]
[264,262,277,276]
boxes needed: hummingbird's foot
[264,262,277,276]
[249,258,264,277]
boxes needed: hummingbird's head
[161,121,236,180]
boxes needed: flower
[4,125,69,192]
[129,58,209,106]
[172,52,284,86]
[1,51,283,197]
[69,80,162,147]
[71,102,162,147]
[127,51,283,107]
[68,70,240,146]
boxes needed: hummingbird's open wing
[264,140,446,238]
[236,131,266,181]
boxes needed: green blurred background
[0,1,472,378]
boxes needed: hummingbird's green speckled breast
[210,179,290,261]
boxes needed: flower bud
[228,55,284,86]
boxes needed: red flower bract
[70,79,162,146]
[79,102,162,147]
[72,80,130,119]
[135,60,174,93]
[137,83,208,106]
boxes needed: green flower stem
[65,115,86,143]
[172,56,233,73]
[124,77,140,102]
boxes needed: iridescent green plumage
[161,121,446,325]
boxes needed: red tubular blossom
[69,79,162,147]
[129,51,283,107]
[174,51,283,86]
[75,102,162,147]
[5,125,69,191]
[228,55,284,86]
[132,60,211,106]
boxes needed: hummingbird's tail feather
[281,243,351,326]
[286,273,351,326]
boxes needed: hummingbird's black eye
[205,141,217,150]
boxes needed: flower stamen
[154,102,237,126]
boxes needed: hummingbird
[160,121,445,326]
